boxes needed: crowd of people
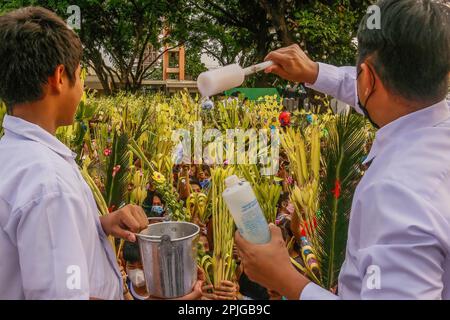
[118,147,312,300]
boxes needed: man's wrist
[99,214,112,236]
[276,265,310,300]
[304,61,319,85]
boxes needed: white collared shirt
[0,115,122,299]
[302,63,450,299]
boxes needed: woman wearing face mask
[122,241,149,300]
[142,192,166,218]
[197,165,211,190]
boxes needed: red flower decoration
[103,148,112,156]
[286,176,294,185]
[112,165,121,177]
[300,227,307,237]
[279,111,291,127]
[332,179,341,199]
[299,217,318,237]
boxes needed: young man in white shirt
[0,7,151,300]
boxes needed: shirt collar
[363,99,450,165]
[2,115,77,159]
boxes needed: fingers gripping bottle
[222,175,271,244]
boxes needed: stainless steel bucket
[136,221,200,298]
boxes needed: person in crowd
[122,241,149,300]
[197,164,211,190]
[201,97,214,110]
[276,193,295,224]
[142,191,166,218]
[189,177,202,194]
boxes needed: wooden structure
[84,26,193,94]
[162,45,185,81]
[84,75,198,95]
[161,24,185,81]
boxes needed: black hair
[278,192,290,207]
[122,241,141,263]
[357,0,450,103]
[0,7,83,110]
[142,190,165,217]
[190,177,200,186]
[199,164,211,176]
[230,91,240,98]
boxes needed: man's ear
[47,64,65,94]
[359,63,374,98]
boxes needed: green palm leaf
[0,100,6,138]
[318,113,367,289]
[104,132,130,210]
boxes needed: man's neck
[379,96,443,128]
[11,102,58,135]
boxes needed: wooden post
[162,46,169,81]
[179,45,185,81]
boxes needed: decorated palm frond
[238,164,282,224]
[104,132,130,211]
[128,138,187,221]
[128,164,149,206]
[282,125,323,284]
[80,157,116,253]
[200,167,237,287]
[81,157,109,217]
[317,113,367,289]
[186,192,209,224]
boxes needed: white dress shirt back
[302,63,450,299]
[0,115,122,299]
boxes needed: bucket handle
[159,234,177,296]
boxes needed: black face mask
[357,67,379,129]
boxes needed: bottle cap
[224,175,241,188]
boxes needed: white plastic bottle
[197,61,274,97]
[222,175,271,244]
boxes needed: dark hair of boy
[0,6,83,112]
[122,241,141,264]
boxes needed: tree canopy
[1,0,372,91]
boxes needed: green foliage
[1,0,373,89]
[179,0,372,86]
[292,0,371,66]
[0,0,187,93]
[185,46,208,80]
[0,100,6,138]
[238,164,282,224]
[105,132,130,210]
[318,112,368,289]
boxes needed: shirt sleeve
[15,192,91,299]
[305,62,363,114]
[356,180,448,299]
[300,282,339,300]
